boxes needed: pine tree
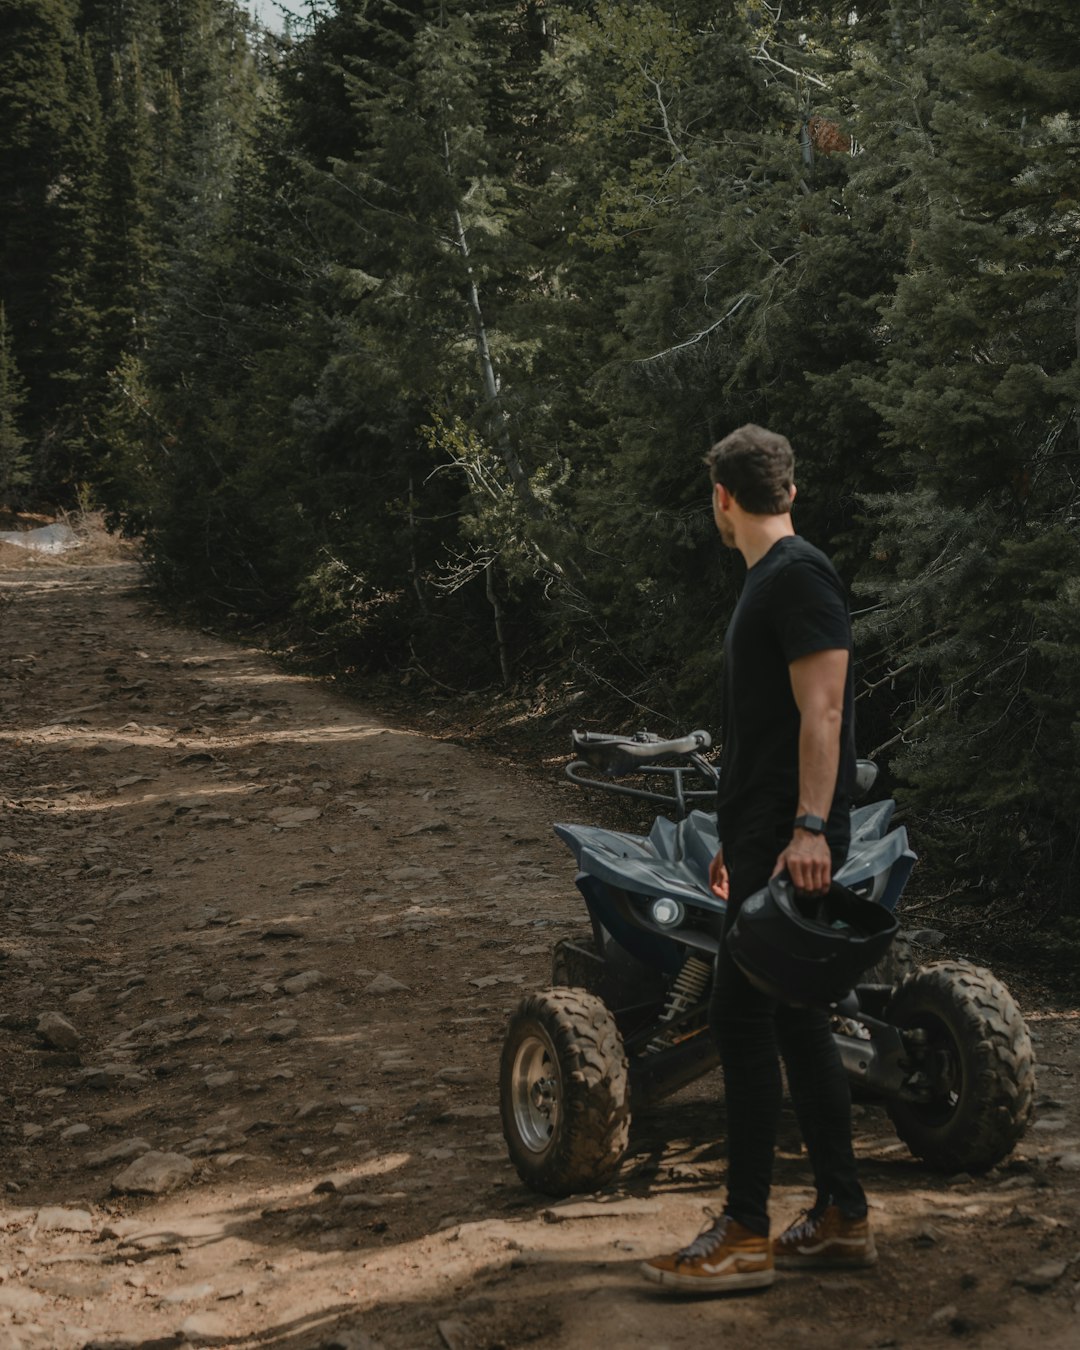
[0,303,30,501]
[0,0,80,463]
[517,1,903,716]
[855,0,1080,908]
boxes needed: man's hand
[772,830,832,895]
[709,848,730,900]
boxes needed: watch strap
[793,814,827,835]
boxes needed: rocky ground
[1,525,1079,1350]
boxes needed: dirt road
[1,535,1079,1350]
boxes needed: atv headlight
[650,897,685,928]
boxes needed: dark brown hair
[703,424,795,515]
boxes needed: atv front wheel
[863,930,917,989]
[500,987,630,1197]
[886,961,1035,1173]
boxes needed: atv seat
[571,729,711,777]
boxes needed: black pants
[709,818,867,1236]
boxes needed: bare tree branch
[636,293,754,365]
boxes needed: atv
[499,729,1036,1196]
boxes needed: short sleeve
[769,559,851,664]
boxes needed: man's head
[704,424,795,515]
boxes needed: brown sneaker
[641,1212,775,1293]
[773,1205,877,1269]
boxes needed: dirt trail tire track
[1,548,1079,1350]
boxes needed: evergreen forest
[3,0,1080,922]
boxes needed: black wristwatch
[793,814,827,835]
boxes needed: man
[642,424,874,1293]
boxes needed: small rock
[365,973,409,995]
[113,1150,196,1196]
[262,923,305,940]
[204,1071,238,1089]
[179,1311,231,1343]
[111,883,162,906]
[1055,1152,1080,1172]
[928,1304,958,1326]
[34,1206,94,1233]
[542,1198,662,1223]
[60,1122,91,1142]
[266,1019,300,1042]
[295,1101,329,1123]
[436,1068,484,1086]
[212,1152,248,1169]
[87,1137,152,1168]
[282,970,327,996]
[1014,1260,1068,1291]
[161,1281,215,1304]
[36,1010,81,1051]
[204,983,232,1003]
[291,873,346,892]
[438,1319,470,1350]
[69,1063,142,1091]
[268,806,322,827]
[384,865,430,883]
[0,1285,46,1312]
[0,835,18,850]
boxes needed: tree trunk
[485,558,512,687]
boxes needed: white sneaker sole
[640,1261,776,1293]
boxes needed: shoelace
[782,1210,820,1242]
[676,1209,732,1261]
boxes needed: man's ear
[789,482,797,507]
[715,482,732,511]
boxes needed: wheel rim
[907,1013,963,1125]
[510,1030,562,1155]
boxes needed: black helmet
[727,875,898,1007]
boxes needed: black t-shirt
[716,535,856,847]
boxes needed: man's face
[712,483,736,547]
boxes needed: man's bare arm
[772,647,849,894]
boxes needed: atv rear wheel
[500,987,630,1197]
[886,961,1035,1173]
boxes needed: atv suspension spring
[647,955,713,1052]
